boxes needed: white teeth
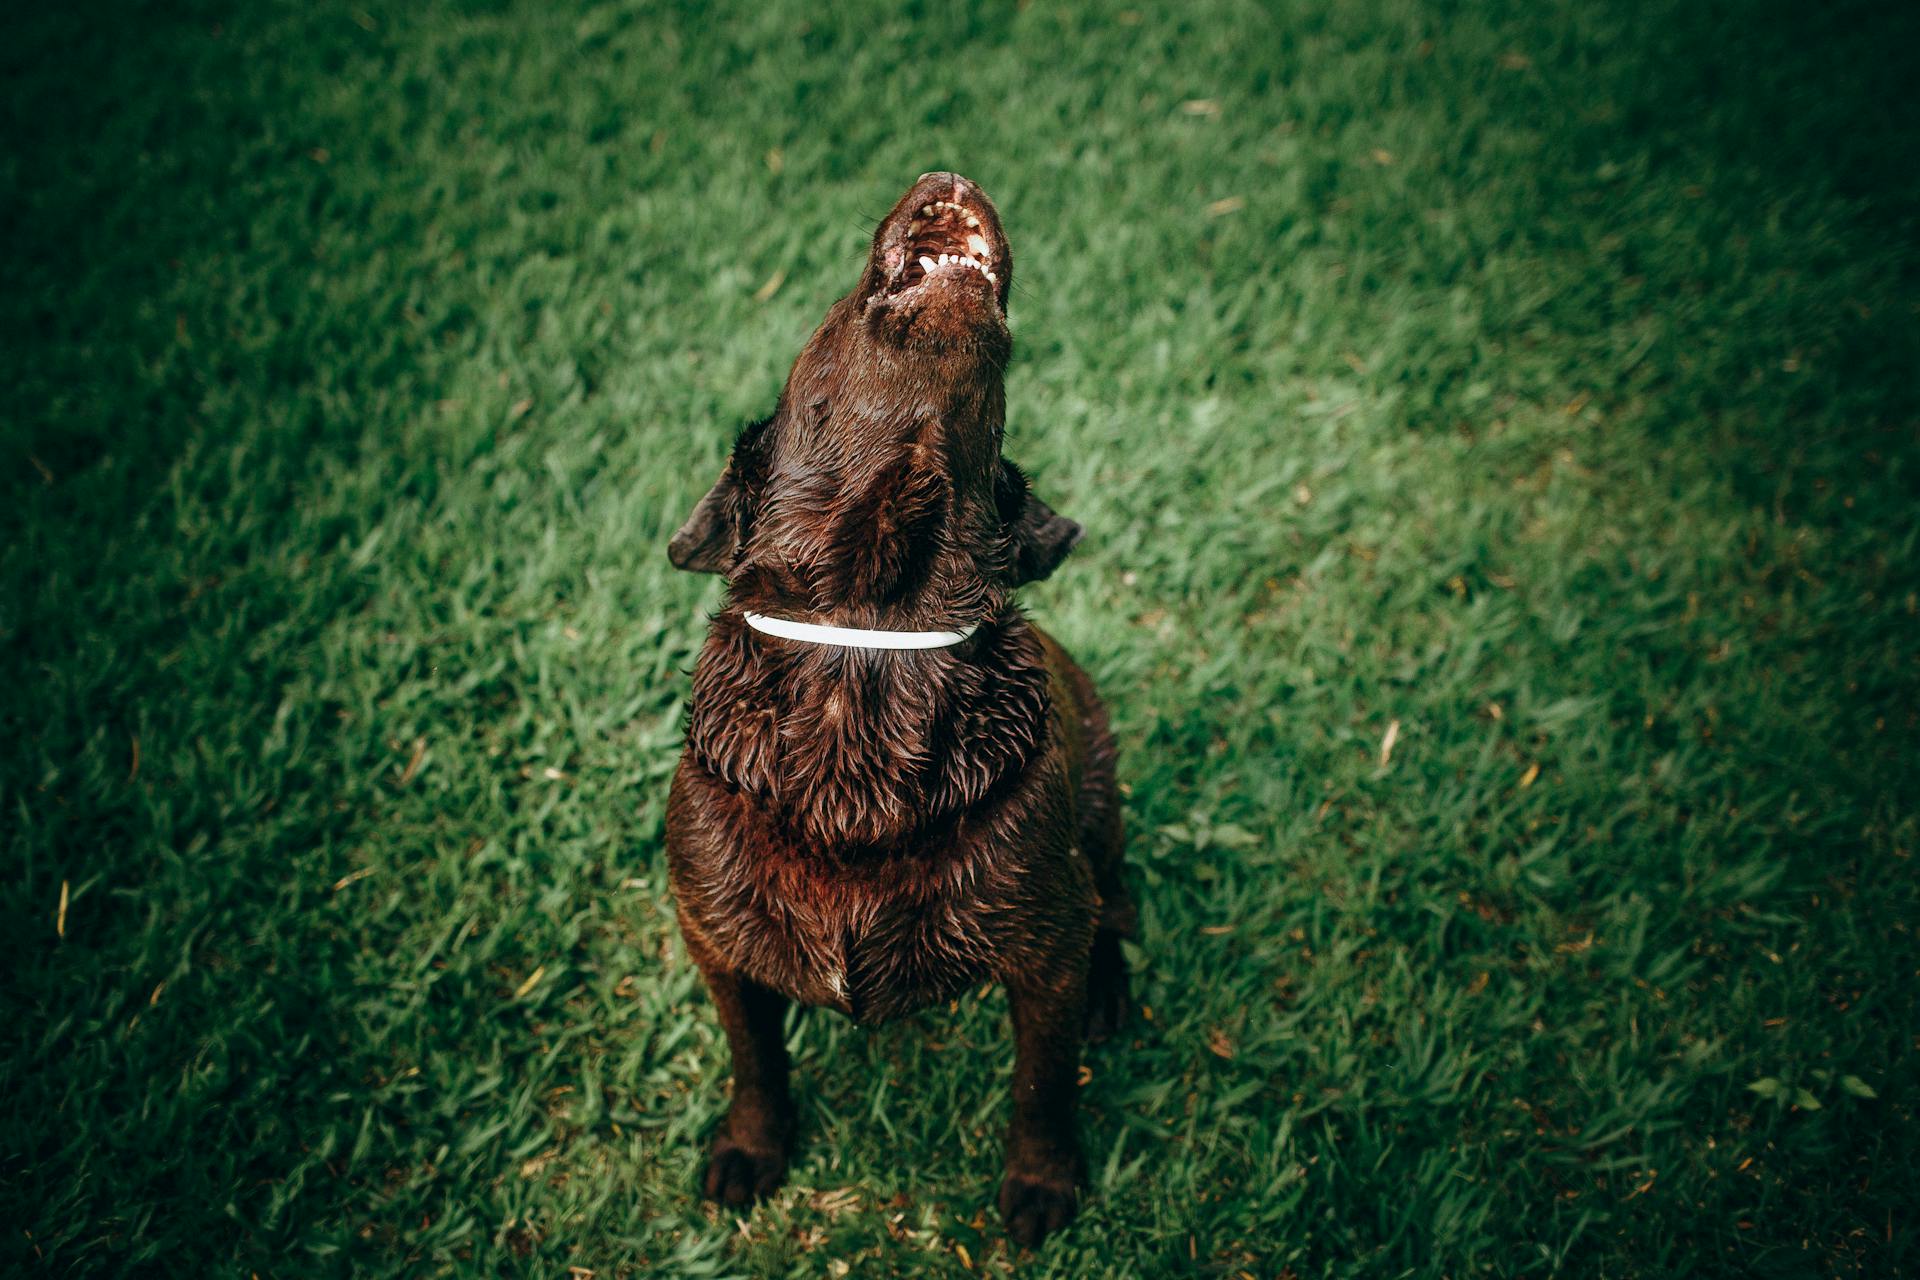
[965,214,981,228]
[921,204,936,216]
[967,233,989,256]
[904,245,1001,292]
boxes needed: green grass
[4,0,1918,1275]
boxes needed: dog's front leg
[998,962,1089,1246]
[696,962,795,1206]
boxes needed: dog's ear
[668,418,770,575]
[667,469,743,574]
[996,459,1084,585]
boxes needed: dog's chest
[694,839,1003,1023]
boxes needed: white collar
[741,610,977,650]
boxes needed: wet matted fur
[665,172,1134,1247]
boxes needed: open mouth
[889,200,1001,298]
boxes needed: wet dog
[665,172,1132,1247]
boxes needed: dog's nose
[916,171,977,201]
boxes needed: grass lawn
[5,0,1918,1275]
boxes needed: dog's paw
[997,1170,1080,1248]
[701,1136,787,1207]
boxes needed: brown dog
[665,172,1132,1247]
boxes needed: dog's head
[855,171,1012,359]
[668,173,1079,600]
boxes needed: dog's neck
[685,606,1051,856]
[687,422,1050,855]
[727,386,1007,634]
